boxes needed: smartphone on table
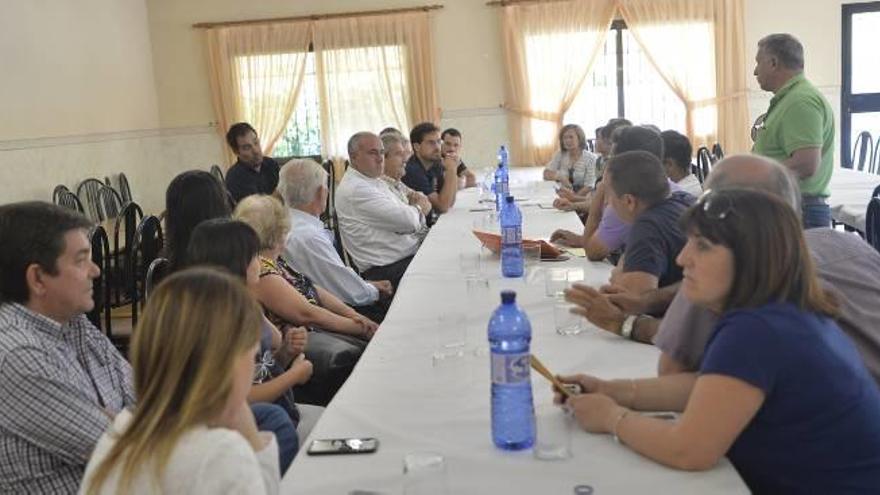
[307,437,379,456]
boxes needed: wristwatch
[620,315,638,340]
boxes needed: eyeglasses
[697,189,734,220]
[750,113,767,142]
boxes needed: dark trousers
[362,255,415,290]
[352,301,388,324]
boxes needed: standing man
[403,122,459,220]
[751,33,835,229]
[440,128,477,189]
[224,122,281,204]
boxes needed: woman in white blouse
[80,268,280,495]
[543,124,598,193]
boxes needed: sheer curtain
[205,22,312,160]
[618,0,749,153]
[313,12,439,158]
[499,0,616,166]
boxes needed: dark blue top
[622,191,694,287]
[402,155,444,197]
[225,157,280,203]
[701,303,880,494]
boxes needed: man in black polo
[224,122,281,203]
[402,122,458,222]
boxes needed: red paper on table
[472,230,563,259]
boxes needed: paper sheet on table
[559,246,587,257]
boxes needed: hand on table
[553,197,575,211]
[600,285,650,315]
[552,374,623,434]
[549,229,582,247]
[564,283,626,336]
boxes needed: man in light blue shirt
[279,159,393,323]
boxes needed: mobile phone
[307,437,379,456]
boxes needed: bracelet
[611,409,630,444]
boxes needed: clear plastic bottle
[488,290,535,450]
[500,196,523,278]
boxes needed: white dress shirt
[80,409,279,495]
[335,167,423,271]
[284,208,379,306]
[676,173,704,197]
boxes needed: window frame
[841,1,880,168]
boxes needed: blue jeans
[802,202,831,229]
[251,402,298,474]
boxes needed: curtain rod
[193,4,444,29]
[486,0,572,6]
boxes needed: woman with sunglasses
[555,189,880,494]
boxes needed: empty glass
[403,452,448,495]
[554,300,585,336]
[433,314,467,362]
[544,268,568,297]
[459,251,481,276]
[534,404,574,461]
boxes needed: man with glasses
[751,33,835,229]
[335,132,424,289]
[402,122,459,221]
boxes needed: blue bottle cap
[506,195,514,203]
[500,290,516,304]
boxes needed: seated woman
[556,189,880,493]
[81,268,279,494]
[186,218,323,444]
[543,124,597,195]
[234,194,379,405]
[164,170,232,271]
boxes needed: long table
[281,168,746,494]
[829,167,880,232]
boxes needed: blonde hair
[86,267,262,495]
[233,194,290,251]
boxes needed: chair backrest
[112,201,144,306]
[96,185,124,221]
[852,131,874,171]
[144,257,170,302]
[711,142,724,161]
[871,138,880,175]
[210,164,225,183]
[56,190,85,214]
[52,184,70,204]
[321,160,337,229]
[117,173,133,204]
[867,197,880,253]
[76,178,106,222]
[695,147,713,184]
[129,215,164,325]
[86,225,112,336]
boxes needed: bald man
[565,154,880,384]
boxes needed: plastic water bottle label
[501,226,521,244]
[500,181,509,196]
[491,352,530,384]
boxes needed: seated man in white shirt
[335,132,428,289]
[660,130,703,197]
[279,159,394,323]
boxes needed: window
[275,53,322,158]
[564,21,687,138]
[842,2,880,168]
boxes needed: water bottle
[488,290,535,450]
[497,145,509,168]
[500,196,523,278]
[494,162,509,212]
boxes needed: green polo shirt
[752,74,835,197]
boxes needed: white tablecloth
[829,167,880,232]
[281,168,747,494]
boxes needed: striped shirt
[0,303,134,494]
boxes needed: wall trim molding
[0,125,218,152]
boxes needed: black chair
[52,184,70,204]
[852,131,875,171]
[77,178,106,222]
[694,147,713,184]
[96,185,124,221]
[117,173,133,204]
[144,257,170,302]
[321,160,337,229]
[210,164,225,183]
[867,197,880,253]
[86,225,112,336]
[56,190,85,214]
[128,215,164,326]
[870,138,880,176]
[711,142,724,161]
[112,202,144,306]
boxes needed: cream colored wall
[0,0,215,213]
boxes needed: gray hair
[278,159,327,208]
[380,132,404,156]
[706,154,802,217]
[347,131,376,158]
[758,33,804,71]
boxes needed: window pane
[621,30,687,134]
[275,54,322,158]
[852,12,880,94]
[850,112,880,166]
[563,30,618,135]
